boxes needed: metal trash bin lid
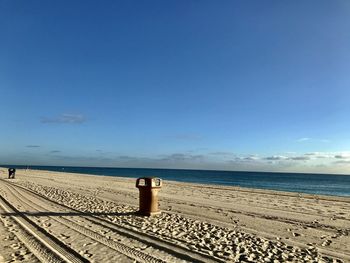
[136,177,162,188]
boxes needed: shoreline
[3,167,350,199]
[1,166,350,198]
[0,167,349,262]
[2,164,350,176]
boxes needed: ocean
[2,165,350,197]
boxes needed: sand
[0,167,349,263]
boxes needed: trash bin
[136,177,162,216]
[8,168,16,179]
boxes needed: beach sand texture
[0,168,349,263]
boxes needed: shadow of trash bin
[136,177,162,216]
[8,168,16,179]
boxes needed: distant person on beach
[8,168,16,179]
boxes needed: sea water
[3,165,350,197]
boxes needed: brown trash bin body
[136,177,162,216]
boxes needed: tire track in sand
[11,181,224,263]
[2,181,166,263]
[2,179,221,263]
[0,194,87,263]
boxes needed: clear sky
[1,1,350,173]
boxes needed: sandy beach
[0,168,349,263]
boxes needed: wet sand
[0,167,349,262]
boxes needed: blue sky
[1,1,350,173]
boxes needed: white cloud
[161,153,205,162]
[334,160,350,165]
[264,155,288,161]
[304,152,332,159]
[167,134,202,140]
[297,137,311,142]
[296,138,330,143]
[263,155,310,161]
[244,156,260,161]
[209,151,235,156]
[334,153,350,159]
[41,114,86,124]
[288,156,310,161]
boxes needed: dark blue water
[2,165,350,197]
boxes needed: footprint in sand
[10,243,21,250]
[43,222,52,227]
[60,233,70,240]
[3,234,13,241]
[322,240,332,247]
[139,245,148,250]
[84,251,93,258]
[83,242,94,247]
[11,251,25,261]
[19,250,29,256]
[80,250,93,258]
